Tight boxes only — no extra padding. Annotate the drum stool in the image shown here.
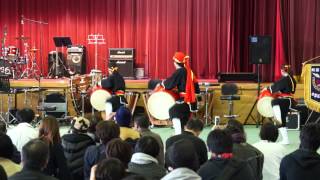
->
[220,83,240,119]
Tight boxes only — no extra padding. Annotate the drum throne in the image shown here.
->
[220,83,240,119]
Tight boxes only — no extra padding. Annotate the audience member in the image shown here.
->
[85,112,103,142]
[162,139,201,180]
[165,119,207,169]
[84,121,120,180]
[62,116,95,180]
[225,119,264,180]
[253,122,286,180]
[134,115,164,166]
[198,129,255,180]
[0,165,7,180]
[128,136,166,179]
[38,116,71,180]
[169,103,191,135]
[122,174,147,180]
[9,139,58,180]
[0,121,21,164]
[115,106,140,141]
[0,133,21,177]
[280,123,320,180]
[105,138,133,168]
[7,108,37,152]
[89,158,126,180]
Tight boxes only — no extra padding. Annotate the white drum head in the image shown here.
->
[90,89,111,111]
[147,91,176,120]
[257,96,274,117]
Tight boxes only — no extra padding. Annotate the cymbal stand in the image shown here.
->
[21,50,40,79]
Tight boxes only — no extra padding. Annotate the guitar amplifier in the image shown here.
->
[109,48,135,60]
[109,59,134,78]
[286,112,300,130]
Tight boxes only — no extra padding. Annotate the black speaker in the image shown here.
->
[67,46,86,75]
[286,112,300,130]
[249,36,271,64]
[44,93,67,119]
[109,59,134,78]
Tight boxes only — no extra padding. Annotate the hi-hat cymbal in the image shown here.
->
[15,36,30,40]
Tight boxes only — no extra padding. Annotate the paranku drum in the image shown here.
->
[147,86,178,120]
[257,89,275,117]
[90,86,112,111]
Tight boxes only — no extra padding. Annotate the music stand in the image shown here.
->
[48,37,72,78]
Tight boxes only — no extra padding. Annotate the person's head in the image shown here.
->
[299,123,320,151]
[172,52,188,69]
[169,103,191,127]
[95,158,126,180]
[70,116,91,133]
[96,121,120,145]
[108,61,118,75]
[21,139,49,170]
[185,118,204,136]
[281,64,291,76]
[134,115,150,130]
[166,139,199,171]
[115,106,132,127]
[0,121,6,134]
[135,136,159,158]
[0,165,7,180]
[259,122,279,142]
[0,133,14,159]
[38,116,61,144]
[207,129,233,155]
[16,108,35,124]
[225,119,246,143]
[106,138,133,168]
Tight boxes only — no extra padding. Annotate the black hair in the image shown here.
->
[186,118,204,132]
[300,123,320,151]
[95,158,126,180]
[207,129,233,154]
[166,139,199,171]
[122,174,147,180]
[22,139,49,170]
[0,121,6,133]
[0,165,7,180]
[225,119,246,143]
[0,133,14,159]
[16,108,35,123]
[259,122,279,142]
[96,121,120,145]
[135,136,159,158]
[134,115,150,129]
[106,138,133,168]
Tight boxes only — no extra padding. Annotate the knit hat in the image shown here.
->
[115,106,131,127]
[71,116,90,133]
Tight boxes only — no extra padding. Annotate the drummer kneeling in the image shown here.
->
[268,64,297,145]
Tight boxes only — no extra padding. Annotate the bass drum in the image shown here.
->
[70,75,92,115]
[90,86,112,111]
[147,86,178,120]
[257,89,274,117]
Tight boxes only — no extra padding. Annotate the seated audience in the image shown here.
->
[280,123,320,180]
[115,106,140,141]
[9,139,58,180]
[198,129,255,180]
[7,108,38,152]
[0,133,21,177]
[89,158,126,180]
[165,119,207,169]
[134,115,164,166]
[84,121,120,180]
[162,139,201,180]
[253,122,286,180]
[0,121,21,164]
[225,119,264,180]
[38,116,71,180]
[169,103,191,135]
[105,138,133,169]
[0,165,7,180]
[62,117,96,180]
[128,136,166,179]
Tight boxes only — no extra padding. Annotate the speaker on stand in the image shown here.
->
[67,46,86,75]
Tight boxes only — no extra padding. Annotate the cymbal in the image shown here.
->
[15,36,30,40]
[30,48,39,51]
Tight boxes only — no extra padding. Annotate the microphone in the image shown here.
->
[21,15,24,25]
[198,82,218,86]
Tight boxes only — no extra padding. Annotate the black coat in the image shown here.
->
[280,149,320,180]
[61,133,95,180]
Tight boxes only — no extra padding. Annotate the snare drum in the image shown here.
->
[90,86,112,111]
[147,86,179,120]
[257,89,275,117]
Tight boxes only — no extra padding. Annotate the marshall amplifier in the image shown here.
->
[109,59,134,78]
[109,48,135,60]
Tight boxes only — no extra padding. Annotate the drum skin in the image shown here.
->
[257,89,274,117]
[90,86,112,111]
[147,86,178,120]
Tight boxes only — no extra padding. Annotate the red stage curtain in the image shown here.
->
[0,0,319,81]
